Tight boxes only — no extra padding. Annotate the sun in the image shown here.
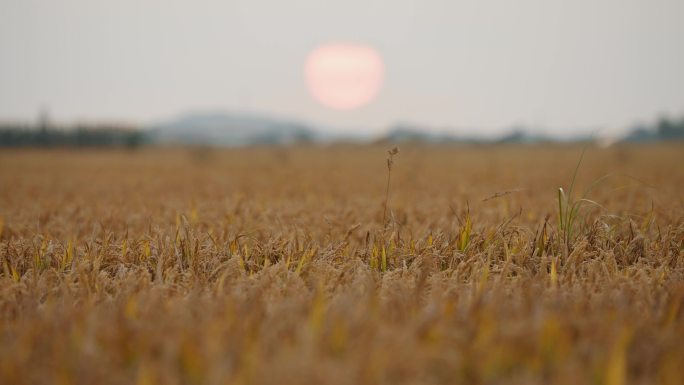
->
[304,43,384,110]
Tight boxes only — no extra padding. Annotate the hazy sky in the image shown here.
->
[1,0,683,136]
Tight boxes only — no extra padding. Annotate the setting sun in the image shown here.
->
[304,43,384,110]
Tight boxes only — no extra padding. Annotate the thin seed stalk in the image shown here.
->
[383,147,399,226]
[383,163,392,224]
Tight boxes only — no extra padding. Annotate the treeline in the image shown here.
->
[624,116,684,142]
[0,123,146,148]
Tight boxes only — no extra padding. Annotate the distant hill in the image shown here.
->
[381,124,557,144]
[148,111,316,146]
[381,124,482,144]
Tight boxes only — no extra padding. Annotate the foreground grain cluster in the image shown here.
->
[0,144,683,385]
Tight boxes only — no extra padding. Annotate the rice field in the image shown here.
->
[0,144,683,385]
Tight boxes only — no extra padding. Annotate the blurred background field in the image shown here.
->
[1,144,683,233]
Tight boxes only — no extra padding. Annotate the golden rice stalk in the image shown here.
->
[121,239,128,259]
[550,257,558,287]
[605,327,634,385]
[296,248,316,275]
[381,245,387,272]
[459,212,472,251]
[61,239,74,270]
[370,244,379,270]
